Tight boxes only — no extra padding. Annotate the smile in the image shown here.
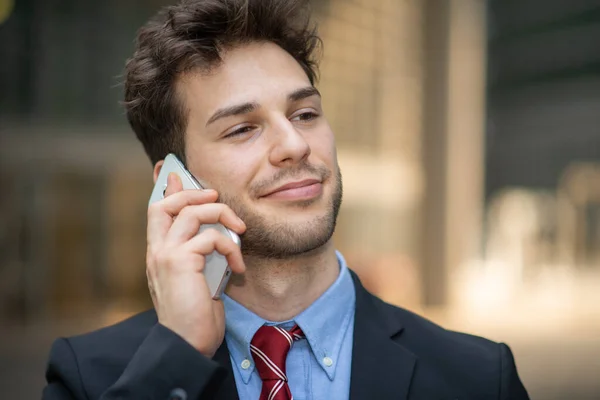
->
[261,179,323,201]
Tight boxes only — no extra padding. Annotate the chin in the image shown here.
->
[239,203,338,259]
[233,169,342,259]
[265,200,329,220]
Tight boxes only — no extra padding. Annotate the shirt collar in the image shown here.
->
[222,251,356,383]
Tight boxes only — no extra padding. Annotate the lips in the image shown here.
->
[262,178,321,197]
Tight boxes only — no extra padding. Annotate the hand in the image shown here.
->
[146,172,246,358]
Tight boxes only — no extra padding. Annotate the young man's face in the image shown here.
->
[179,41,342,259]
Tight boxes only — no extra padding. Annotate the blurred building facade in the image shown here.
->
[458,0,600,312]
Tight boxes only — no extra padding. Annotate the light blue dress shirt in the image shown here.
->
[222,251,356,400]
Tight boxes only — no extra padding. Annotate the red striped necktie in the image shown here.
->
[250,324,305,400]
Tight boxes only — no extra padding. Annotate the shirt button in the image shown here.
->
[323,356,333,367]
[241,359,252,369]
[168,388,187,400]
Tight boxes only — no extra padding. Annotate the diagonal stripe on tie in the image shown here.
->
[250,344,287,381]
[275,326,293,346]
[251,324,305,400]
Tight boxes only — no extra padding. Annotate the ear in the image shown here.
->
[153,160,165,184]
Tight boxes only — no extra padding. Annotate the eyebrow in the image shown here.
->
[205,86,321,127]
[206,102,259,127]
[288,86,321,102]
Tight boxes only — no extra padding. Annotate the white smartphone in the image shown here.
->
[148,153,241,299]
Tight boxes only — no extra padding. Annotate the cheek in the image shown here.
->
[308,128,337,166]
[185,142,233,189]
[209,147,263,195]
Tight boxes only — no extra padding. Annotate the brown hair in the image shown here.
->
[123,0,322,165]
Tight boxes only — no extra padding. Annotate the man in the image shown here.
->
[43,0,529,399]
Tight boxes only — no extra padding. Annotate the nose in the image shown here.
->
[268,117,311,167]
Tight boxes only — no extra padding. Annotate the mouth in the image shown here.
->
[261,178,323,200]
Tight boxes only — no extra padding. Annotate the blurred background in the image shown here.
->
[1,0,599,398]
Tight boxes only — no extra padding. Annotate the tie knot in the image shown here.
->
[250,325,304,382]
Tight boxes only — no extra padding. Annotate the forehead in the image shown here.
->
[178,42,312,120]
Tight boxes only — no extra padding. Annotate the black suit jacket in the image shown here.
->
[43,272,529,400]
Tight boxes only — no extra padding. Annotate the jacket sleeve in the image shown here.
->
[42,324,229,400]
[499,343,530,400]
[43,337,85,399]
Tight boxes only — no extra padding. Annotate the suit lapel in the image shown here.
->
[349,271,416,400]
[212,341,240,400]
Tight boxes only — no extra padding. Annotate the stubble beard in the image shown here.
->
[219,168,343,260]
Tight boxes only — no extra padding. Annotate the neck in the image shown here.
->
[225,240,339,322]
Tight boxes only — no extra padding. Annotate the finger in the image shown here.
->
[182,228,246,275]
[165,203,246,245]
[164,172,183,197]
[212,300,225,321]
[147,189,219,247]
[161,189,219,216]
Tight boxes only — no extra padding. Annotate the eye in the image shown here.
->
[224,125,254,138]
[291,111,319,123]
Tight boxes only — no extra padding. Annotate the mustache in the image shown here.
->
[250,161,331,197]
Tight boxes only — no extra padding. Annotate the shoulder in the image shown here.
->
[45,309,232,399]
[349,264,530,398]
[382,299,501,361]
[373,297,527,398]
[46,310,158,392]
[350,268,501,364]
[67,310,158,351]
[351,269,502,363]
[65,309,158,370]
